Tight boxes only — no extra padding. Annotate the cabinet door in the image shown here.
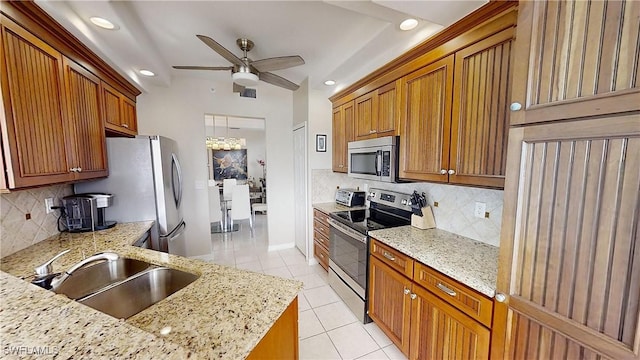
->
[410,284,490,360]
[63,58,108,180]
[376,80,400,137]
[121,96,137,133]
[399,55,454,182]
[354,91,377,140]
[332,101,353,173]
[449,28,514,188]
[510,1,640,125]
[0,18,75,188]
[494,115,640,360]
[102,81,137,136]
[368,256,412,356]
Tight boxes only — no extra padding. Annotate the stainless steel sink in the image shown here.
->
[53,258,153,300]
[78,267,199,319]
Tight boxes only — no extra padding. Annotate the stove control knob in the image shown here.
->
[401,199,408,205]
[369,192,376,198]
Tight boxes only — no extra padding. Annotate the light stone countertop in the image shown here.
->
[368,226,499,298]
[0,222,302,359]
[313,202,366,214]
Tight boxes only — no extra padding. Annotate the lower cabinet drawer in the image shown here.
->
[413,262,493,328]
[314,219,330,238]
[314,240,329,271]
[370,238,414,278]
[314,230,329,249]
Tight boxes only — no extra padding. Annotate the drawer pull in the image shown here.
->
[383,251,396,261]
[319,253,325,259]
[437,283,457,297]
[410,293,417,300]
[403,288,410,295]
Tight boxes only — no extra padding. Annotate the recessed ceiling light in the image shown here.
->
[139,69,155,77]
[400,18,418,31]
[324,80,336,86]
[89,17,118,30]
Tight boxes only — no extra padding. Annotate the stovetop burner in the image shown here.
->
[330,206,411,235]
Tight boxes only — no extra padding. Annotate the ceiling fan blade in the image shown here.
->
[233,83,245,93]
[251,56,305,72]
[196,35,244,67]
[172,66,233,71]
[259,72,300,91]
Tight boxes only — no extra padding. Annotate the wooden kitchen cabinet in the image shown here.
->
[354,80,400,141]
[102,81,138,137]
[63,58,108,180]
[410,284,490,360]
[0,17,105,188]
[369,238,493,359]
[492,2,640,359]
[449,28,514,188]
[313,209,331,270]
[368,255,413,355]
[399,55,454,183]
[332,101,354,172]
[400,27,514,188]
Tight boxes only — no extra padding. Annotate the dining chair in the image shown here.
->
[230,184,252,233]
[222,178,237,201]
[208,185,223,229]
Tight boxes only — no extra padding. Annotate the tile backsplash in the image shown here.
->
[0,185,73,257]
[311,169,503,247]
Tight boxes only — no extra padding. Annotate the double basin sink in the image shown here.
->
[52,257,199,319]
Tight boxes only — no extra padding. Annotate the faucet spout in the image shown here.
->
[50,252,119,290]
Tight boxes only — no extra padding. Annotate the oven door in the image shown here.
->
[327,218,369,298]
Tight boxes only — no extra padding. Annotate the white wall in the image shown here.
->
[137,76,294,256]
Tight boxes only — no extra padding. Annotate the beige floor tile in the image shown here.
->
[363,322,393,348]
[295,273,328,290]
[381,344,407,360]
[298,309,326,339]
[304,285,341,308]
[328,322,380,359]
[236,260,262,272]
[299,333,341,360]
[262,266,293,279]
[313,301,358,331]
[356,349,390,360]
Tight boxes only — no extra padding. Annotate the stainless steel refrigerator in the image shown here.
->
[75,136,185,254]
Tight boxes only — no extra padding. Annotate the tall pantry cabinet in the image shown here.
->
[493,1,640,360]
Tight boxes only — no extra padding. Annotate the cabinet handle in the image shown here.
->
[436,282,457,297]
[369,130,377,134]
[495,293,507,303]
[440,169,447,175]
[319,253,325,259]
[510,102,522,111]
[382,251,396,261]
[403,288,410,295]
[410,293,417,300]
[77,167,82,172]
[122,123,129,128]
[448,169,456,175]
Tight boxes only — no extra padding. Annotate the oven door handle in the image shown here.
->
[328,218,368,244]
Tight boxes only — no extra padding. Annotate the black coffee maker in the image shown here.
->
[62,193,117,232]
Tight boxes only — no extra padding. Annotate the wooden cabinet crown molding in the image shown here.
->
[1,0,140,101]
[329,1,517,104]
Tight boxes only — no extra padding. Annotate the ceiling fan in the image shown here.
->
[173,35,304,92]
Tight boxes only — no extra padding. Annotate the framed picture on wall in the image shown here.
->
[212,149,248,180]
[316,134,327,152]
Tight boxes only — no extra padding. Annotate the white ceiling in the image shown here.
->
[36,0,486,97]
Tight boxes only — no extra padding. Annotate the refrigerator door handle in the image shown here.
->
[171,153,183,208]
[160,220,186,241]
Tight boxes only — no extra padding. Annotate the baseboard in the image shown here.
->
[268,242,296,252]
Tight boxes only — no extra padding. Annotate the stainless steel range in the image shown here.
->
[327,188,413,323]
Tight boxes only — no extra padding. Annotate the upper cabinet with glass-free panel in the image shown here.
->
[510,0,640,125]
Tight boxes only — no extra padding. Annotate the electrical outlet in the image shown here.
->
[474,202,486,218]
[45,198,54,214]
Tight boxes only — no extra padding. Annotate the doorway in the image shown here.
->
[205,114,266,235]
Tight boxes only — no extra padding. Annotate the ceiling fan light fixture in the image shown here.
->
[89,17,118,30]
[232,71,259,87]
[400,18,419,31]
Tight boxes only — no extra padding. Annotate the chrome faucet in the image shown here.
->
[32,251,119,290]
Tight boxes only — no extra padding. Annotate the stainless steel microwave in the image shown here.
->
[347,136,399,182]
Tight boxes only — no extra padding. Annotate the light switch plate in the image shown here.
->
[45,198,54,214]
[474,202,486,218]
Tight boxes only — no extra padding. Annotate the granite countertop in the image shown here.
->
[368,226,498,298]
[0,222,302,359]
[313,202,366,214]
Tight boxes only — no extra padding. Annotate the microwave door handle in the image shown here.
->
[376,150,382,176]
